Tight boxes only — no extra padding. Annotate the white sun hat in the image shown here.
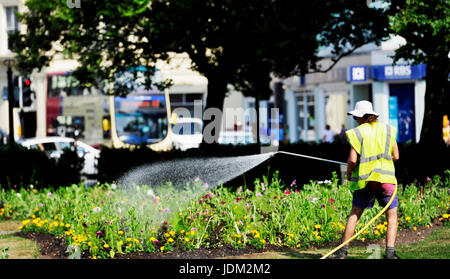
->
[348,100,379,118]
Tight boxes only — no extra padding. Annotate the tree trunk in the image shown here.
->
[419,57,450,147]
[201,77,228,146]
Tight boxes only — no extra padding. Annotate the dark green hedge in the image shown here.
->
[2,141,448,190]
[0,144,83,190]
[97,142,450,189]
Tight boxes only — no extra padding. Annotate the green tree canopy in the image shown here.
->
[12,0,400,144]
[390,0,450,146]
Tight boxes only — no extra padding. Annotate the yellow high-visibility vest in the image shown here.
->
[345,122,397,192]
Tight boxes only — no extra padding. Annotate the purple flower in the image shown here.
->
[191,227,197,231]
[204,182,209,188]
[290,180,296,187]
[261,183,266,191]
[39,203,44,207]
[426,177,432,182]
[194,177,200,182]
[96,230,103,236]
[256,192,262,197]
[163,208,171,213]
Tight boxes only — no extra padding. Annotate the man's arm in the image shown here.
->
[346,146,358,181]
[392,141,399,162]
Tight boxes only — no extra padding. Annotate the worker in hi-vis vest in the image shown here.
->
[329,100,400,259]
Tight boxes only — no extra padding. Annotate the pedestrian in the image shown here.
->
[329,100,400,259]
[322,124,336,143]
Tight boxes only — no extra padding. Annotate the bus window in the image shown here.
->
[114,94,168,145]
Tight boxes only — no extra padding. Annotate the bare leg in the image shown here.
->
[342,206,364,245]
[385,207,398,248]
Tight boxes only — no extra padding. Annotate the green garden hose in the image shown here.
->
[320,183,398,259]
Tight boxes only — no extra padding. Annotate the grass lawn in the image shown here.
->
[0,220,40,259]
[224,223,450,259]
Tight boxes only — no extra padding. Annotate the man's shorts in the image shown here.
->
[352,181,398,209]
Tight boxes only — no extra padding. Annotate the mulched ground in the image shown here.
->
[14,219,445,259]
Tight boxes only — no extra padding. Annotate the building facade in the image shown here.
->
[0,0,207,146]
[282,36,427,144]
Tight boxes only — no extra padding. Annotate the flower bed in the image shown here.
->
[1,171,449,259]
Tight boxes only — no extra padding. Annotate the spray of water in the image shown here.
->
[118,153,272,189]
[112,153,273,225]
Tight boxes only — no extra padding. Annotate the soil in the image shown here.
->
[14,219,445,259]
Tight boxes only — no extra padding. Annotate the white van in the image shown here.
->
[19,136,100,176]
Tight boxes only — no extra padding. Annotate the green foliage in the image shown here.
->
[390,0,450,64]
[11,1,394,107]
[1,171,449,258]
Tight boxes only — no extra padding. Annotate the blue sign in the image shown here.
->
[349,65,368,82]
[371,64,426,81]
[388,96,399,141]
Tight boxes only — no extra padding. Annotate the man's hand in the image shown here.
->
[347,147,358,181]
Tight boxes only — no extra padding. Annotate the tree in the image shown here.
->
[389,0,450,146]
[11,0,167,94]
[12,0,398,146]
[229,1,397,145]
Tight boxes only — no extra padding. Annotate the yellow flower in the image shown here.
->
[405,216,411,222]
[118,230,124,235]
[180,230,185,234]
[18,226,23,230]
[184,237,190,242]
[413,227,417,231]
[103,243,109,248]
[169,231,176,236]
[126,238,132,242]
[160,246,165,252]
[167,238,174,243]
[260,239,266,244]
[22,219,30,225]
[314,224,321,229]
